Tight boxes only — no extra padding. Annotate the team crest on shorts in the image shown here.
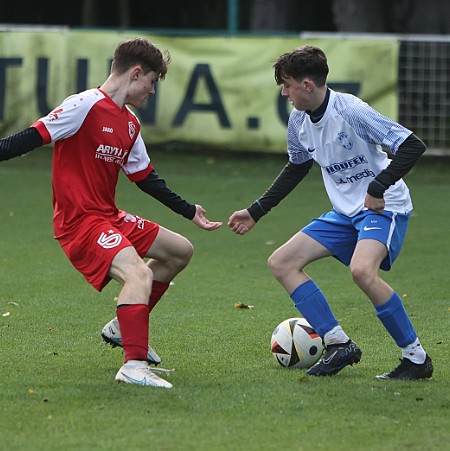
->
[97,230,122,249]
[337,132,353,150]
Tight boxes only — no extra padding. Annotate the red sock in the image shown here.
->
[116,304,149,363]
[148,281,170,313]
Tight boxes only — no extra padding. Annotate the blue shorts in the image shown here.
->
[301,209,410,271]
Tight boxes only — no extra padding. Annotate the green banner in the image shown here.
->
[0,30,399,153]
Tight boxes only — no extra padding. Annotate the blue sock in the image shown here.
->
[375,292,417,347]
[290,280,339,337]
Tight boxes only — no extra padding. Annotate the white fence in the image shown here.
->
[303,33,450,155]
[399,38,450,154]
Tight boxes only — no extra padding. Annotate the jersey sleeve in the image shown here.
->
[32,90,105,144]
[287,110,313,164]
[0,127,43,161]
[247,159,313,222]
[122,133,153,182]
[335,94,412,154]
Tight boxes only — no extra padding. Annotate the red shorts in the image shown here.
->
[57,211,159,291]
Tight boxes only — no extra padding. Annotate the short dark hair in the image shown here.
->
[273,45,329,87]
[111,37,171,80]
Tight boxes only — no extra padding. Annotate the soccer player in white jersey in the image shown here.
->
[228,45,433,380]
[0,38,222,388]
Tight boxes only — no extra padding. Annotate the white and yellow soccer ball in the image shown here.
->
[271,317,324,369]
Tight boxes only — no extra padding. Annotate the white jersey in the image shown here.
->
[287,89,413,217]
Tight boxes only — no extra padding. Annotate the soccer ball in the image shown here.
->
[271,317,324,369]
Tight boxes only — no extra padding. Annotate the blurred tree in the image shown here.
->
[81,0,97,26]
[331,0,450,34]
[248,0,335,32]
[118,0,131,28]
[331,0,385,32]
[390,0,449,34]
[0,0,447,33]
[249,0,296,31]
[81,0,130,28]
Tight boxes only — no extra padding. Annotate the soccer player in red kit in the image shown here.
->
[0,38,222,388]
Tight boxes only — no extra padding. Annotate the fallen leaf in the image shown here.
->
[234,302,255,309]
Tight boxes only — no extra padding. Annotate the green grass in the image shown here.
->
[0,148,449,451]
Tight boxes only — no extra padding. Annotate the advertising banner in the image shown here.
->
[0,30,399,153]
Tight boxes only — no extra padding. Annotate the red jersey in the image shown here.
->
[32,88,153,239]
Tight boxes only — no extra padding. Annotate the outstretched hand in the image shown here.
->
[191,205,223,231]
[227,209,256,235]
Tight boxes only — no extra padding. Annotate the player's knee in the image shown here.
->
[119,262,154,298]
[268,251,285,281]
[135,264,154,290]
[350,263,375,289]
[175,238,194,269]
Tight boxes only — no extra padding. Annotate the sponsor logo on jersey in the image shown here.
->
[336,168,375,184]
[95,144,129,165]
[337,132,353,150]
[102,126,114,133]
[128,121,136,139]
[325,155,368,174]
[97,230,122,249]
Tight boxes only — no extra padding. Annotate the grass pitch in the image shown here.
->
[0,148,449,451]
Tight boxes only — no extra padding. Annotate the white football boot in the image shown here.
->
[101,317,162,365]
[115,360,173,388]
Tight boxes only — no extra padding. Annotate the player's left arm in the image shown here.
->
[135,170,222,230]
[136,169,196,219]
[367,133,426,201]
[247,159,313,222]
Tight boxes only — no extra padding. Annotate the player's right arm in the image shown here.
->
[228,109,312,235]
[228,159,313,235]
[0,127,43,161]
[1,90,101,162]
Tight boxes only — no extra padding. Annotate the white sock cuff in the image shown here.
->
[324,325,350,346]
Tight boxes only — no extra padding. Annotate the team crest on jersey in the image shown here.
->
[337,132,353,150]
[128,121,136,139]
[47,108,64,122]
